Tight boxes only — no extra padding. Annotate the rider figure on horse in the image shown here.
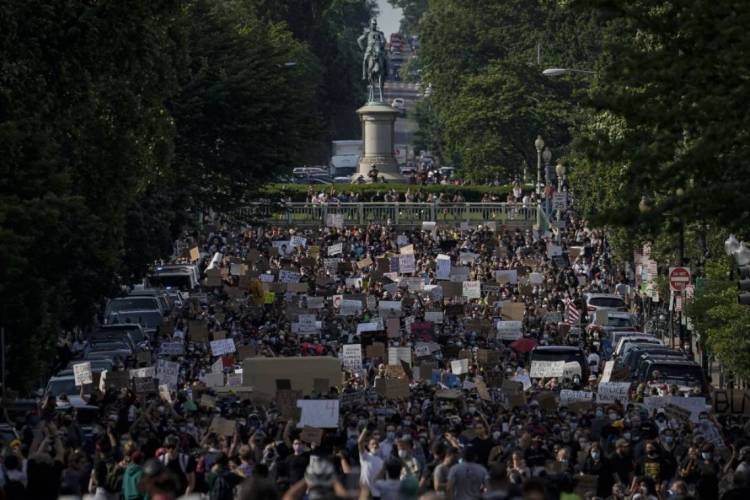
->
[358,17,388,101]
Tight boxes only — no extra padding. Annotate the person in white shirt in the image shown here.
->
[588,348,601,375]
[358,428,384,498]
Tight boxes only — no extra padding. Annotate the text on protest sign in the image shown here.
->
[450,359,470,375]
[73,362,92,386]
[210,338,236,356]
[560,389,594,405]
[157,360,180,388]
[597,382,631,404]
[462,280,481,299]
[529,360,566,378]
[342,344,363,372]
[328,243,343,256]
[388,347,412,367]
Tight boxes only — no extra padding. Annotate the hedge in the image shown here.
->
[257,183,515,202]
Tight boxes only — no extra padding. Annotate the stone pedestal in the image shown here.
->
[352,102,404,182]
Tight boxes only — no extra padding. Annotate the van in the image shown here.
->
[529,346,589,381]
[638,359,709,396]
[105,296,164,319]
[633,352,690,381]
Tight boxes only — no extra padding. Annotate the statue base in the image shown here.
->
[351,102,404,183]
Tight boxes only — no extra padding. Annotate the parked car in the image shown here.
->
[82,340,133,362]
[614,335,661,357]
[93,324,148,346]
[632,351,691,381]
[584,293,627,313]
[105,296,164,319]
[292,166,327,177]
[638,359,709,396]
[146,266,200,291]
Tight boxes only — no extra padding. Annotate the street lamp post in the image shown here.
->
[542,147,552,186]
[534,135,544,194]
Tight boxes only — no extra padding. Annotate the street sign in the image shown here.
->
[552,192,568,210]
[669,267,691,292]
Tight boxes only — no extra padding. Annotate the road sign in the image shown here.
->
[669,267,691,292]
[552,192,568,210]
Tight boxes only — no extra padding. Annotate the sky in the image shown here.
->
[375,0,403,38]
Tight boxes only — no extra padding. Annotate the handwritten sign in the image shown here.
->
[399,253,416,273]
[450,359,470,375]
[388,347,412,367]
[326,213,344,229]
[529,360,566,378]
[73,362,92,386]
[157,360,180,388]
[597,382,631,404]
[328,243,343,256]
[342,344,363,372]
[436,254,451,280]
[462,280,481,299]
[160,342,185,356]
[210,338,236,356]
[496,320,523,340]
[560,390,594,405]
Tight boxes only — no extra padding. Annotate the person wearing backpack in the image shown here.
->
[206,452,242,500]
[159,435,196,496]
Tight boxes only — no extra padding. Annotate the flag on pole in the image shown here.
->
[565,299,581,325]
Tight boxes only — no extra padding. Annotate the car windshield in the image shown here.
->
[590,297,625,308]
[651,365,704,386]
[607,316,634,327]
[109,298,159,312]
[89,342,127,351]
[531,350,582,364]
[47,378,77,398]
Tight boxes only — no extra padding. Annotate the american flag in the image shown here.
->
[565,299,581,325]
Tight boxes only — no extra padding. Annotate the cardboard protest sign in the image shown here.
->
[134,377,156,394]
[342,344,363,372]
[365,342,386,359]
[300,426,324,446]
[381,378,410,400]
[210,416,236,437]
[189,321,209,343]
[243,357,341,396]
[597,382,631,404]
[501,302,526,321]
[73,362,92,386]
[102,371,129,391]
[449,266,470,282]
[276,390,303,419]
[357,256,373,269]
[476,380,492,401]
[189,246,200,262]
[130,366,156,379]
[495,269,518,285]
[529,360,566,378]
[340,390,366,408]
[533,391,557,411]
[386,317,400,338]
[210,338,236,356]
[158,384,172,404]
[199,394,217,409]
[298,400,339,428]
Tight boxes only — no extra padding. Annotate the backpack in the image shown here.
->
[105,460,124,493]
[209,471,235,500]
[122,463,144,500]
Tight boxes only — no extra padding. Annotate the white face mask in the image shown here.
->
[398,449,409,459]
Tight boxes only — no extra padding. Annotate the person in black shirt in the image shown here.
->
[283,438,310,485]
[470,422,494,467]
[160,434,196,496]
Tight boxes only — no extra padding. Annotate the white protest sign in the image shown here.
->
[328,243,343,256]
[463,280,481,299]
[388,347,412,366]
[259,273,275,283]
[414,343,432,357]
[600,360,615,383]
[290,235,307,248]
[157,360,180,388]
[597,382,631,404]
[326,213,344,229]
[158,384,172,404]
[496,321,523,340]
[399,253,416,274]
[279,270,301,283]
[528,272,544,285]
[73,362,92,386]
[450,359,470,375]
[643,396,708,423]
[436,254,451,280]
[378,300,402,311]
[297,399,340,428]
[291,321,322,334]
[356,322,380,334]
[229,263,245,276]
[459,252,479,264]
[422,221,437,233]
[529,360,566,378]
[342,344,363,372]
[547,243,563,258]
[298,314,317,328]
[399,244,414,255]
[200,371,223,387]
[226,373,243,387]
[560,389,594,405]
[210,338,236,356]
[396,234,409,247]
[512,373,532,391]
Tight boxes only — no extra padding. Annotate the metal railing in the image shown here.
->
[234,202,541,228]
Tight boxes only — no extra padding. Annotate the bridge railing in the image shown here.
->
[234,202,539,228]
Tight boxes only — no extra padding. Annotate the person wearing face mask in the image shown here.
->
[378,425,397,461]
[396,437,421,480]
[635,440,668,487]
[282,438,309,487]
[695,444,719,500]
[357,428,383,499]
[582,442,611,498]
[433,446,458,493]
[657,431,680,480]
[469,422,493,467]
